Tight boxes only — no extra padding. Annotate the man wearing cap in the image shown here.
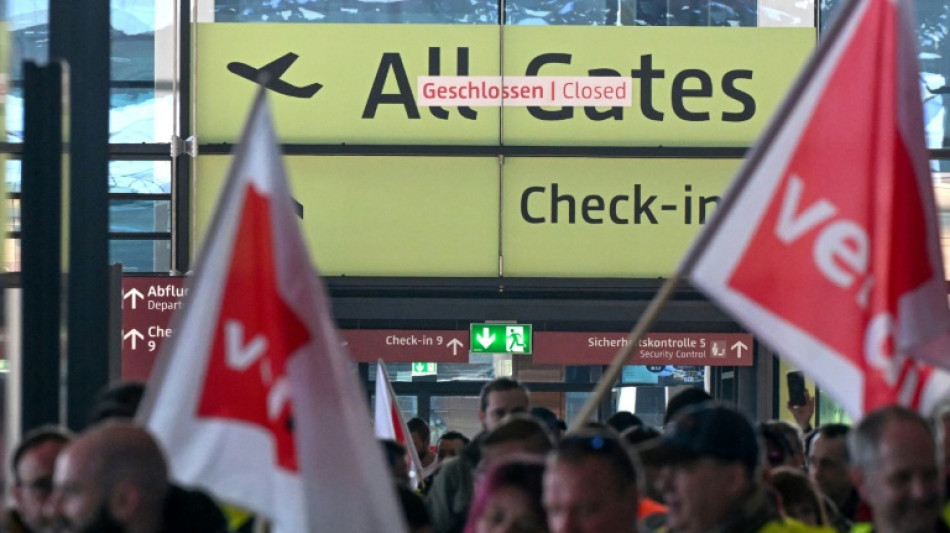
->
[640,402,816,533]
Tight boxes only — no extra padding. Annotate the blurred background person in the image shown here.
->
[543,429,640,533]
[8,425,74,533]
[849,406,945,533]
[768,466,831,529]
[438,431,471,463]
[464,458,548,533]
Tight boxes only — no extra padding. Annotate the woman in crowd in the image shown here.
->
[769,466,832,528]
[463,457,549,533]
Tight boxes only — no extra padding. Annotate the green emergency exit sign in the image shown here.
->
[470,323,533,354]
[412,362,437,374]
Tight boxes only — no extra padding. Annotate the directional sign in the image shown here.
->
[121,277,189,381]
[343,330,469,363]
[533,332,754,366]
[470,324,532,354]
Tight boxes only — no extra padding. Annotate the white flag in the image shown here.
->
[137,88,407,532]
[374,360,424,489]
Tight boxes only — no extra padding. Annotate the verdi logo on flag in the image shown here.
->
[138,88,408,532]
[687,0,950,417]
[195,186,308,473]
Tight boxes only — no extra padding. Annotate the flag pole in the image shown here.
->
[568,273,684,430]
[568,0,867,431]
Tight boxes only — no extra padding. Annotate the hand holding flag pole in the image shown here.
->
[571,0,950,428]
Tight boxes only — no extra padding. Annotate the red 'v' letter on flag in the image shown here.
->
[688,0,950,418]
[374,360,424,489]
[137,88,408,532]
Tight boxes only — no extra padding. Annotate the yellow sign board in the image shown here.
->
[502,158,739,276]
[502,27,813,146]
[195,156,501,276]
[195,24,813,146]
[195,156,740,277]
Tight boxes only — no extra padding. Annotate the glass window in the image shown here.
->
[213,0,497,24]
[109,198,170,233]
[109,238,171,273]
[602,0,813,26]
[7,2,175,144]
[816,388,850,425]
[431,395,482,440]
[369,355,504,382]
[110,161,172,194]
[564,391,593,426]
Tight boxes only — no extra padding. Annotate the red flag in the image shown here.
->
[137,89,408,532]
[688,0,950,418]
[374,360,424,489]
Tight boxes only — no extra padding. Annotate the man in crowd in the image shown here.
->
[848,406,946,533]
[8,425,74,533]
[408,417,440,487]
[641,402,807,533]
[45,422,227,533]
[807,423,865,531]
[479,414,554,474]
[427,377,530,533]
[542,428,640,533]
[436,431,469,463]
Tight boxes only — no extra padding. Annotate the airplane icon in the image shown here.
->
[227,52,323,99]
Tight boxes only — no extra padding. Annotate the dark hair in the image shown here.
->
[530,406,564,433]
[89,381,146,424]
[764,420,804,458]
[552,429,638,492]
[407,417,430,442]
[439,430,470,445]
[620,424,661,447]
[483,414,554,454]
[769,466,829,526]
[12,425,74,484]
[760,422,795,468]
[607,411,643,433]
[664,388,713,424]
[479,377,528,413]
[805,423,851,459]
[380,439,407,469]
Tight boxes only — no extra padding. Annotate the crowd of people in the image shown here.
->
[4,377,950,533]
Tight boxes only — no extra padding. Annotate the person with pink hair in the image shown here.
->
[464,457,549,533]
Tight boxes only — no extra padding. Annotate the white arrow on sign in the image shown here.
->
[476,328,495,349]
[123,329,144,350]
[123,288,144,309]
[446,338,463,355]
[731,341,748,358]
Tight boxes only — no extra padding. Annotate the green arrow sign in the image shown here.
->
[469,323,532,354]
[412,362,437,374]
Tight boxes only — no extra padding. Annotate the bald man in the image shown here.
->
[45,422,226,533]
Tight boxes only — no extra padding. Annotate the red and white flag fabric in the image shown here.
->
[374,360,424,489]
[687,0,950,418]
[137,89,407,533]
